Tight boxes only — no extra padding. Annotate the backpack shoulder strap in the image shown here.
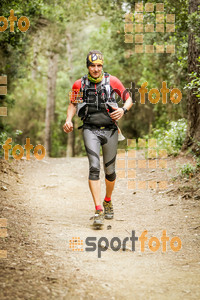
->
[81,74,90,89]
[81,75,90,102]
[103,72,111,99]
[104,72,110,85]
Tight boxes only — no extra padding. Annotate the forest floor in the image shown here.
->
[0,153,200,300]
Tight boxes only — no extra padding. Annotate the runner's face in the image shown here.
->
[88,63,103,78]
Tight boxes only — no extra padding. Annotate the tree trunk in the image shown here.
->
[32,34,42,80]
[32,36,38,80]
[182,0,200,155]
[45,51,58,156]
[66,32,75,157]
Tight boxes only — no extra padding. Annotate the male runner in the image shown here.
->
[63,50,133,228]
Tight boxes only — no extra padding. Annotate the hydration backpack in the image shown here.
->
[76,72,118,122]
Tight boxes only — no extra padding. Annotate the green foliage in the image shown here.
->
[0,129,22,158]
[187,9,200,45]
[151,118,187,155]
[196,157,200,169]
[178,163,196,178]
[0,132,8,147]
[5,76,46,145]
[184,58,200,101]
[0,0,199,157]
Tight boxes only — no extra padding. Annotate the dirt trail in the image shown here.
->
[0,156,200,300]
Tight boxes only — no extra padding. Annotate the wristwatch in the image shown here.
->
[122,107,128,115]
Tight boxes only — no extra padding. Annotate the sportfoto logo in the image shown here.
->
[0,218,8,259]
[0,10,30,33]
[117,138,169,190]
[0,75,7,116]
[69,81,182,105]
[2,138,46,160]
[69,230,182,258]
[124,2,176,54]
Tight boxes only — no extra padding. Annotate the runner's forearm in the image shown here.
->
[66,103,76,121]
[123,97,133,111]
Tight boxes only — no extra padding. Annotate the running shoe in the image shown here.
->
[103,200,114,219]
[93,210,104,227]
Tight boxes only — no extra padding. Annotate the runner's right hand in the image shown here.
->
[63,121,73,133]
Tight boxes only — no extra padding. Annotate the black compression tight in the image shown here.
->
[83,128,118,181]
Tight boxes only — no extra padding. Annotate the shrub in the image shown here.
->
[179,163,196,178]
[151,119,187,155]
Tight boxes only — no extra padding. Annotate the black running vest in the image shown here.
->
[77,73,118,126]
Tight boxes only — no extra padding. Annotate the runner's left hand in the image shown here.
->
[110,107,124,121]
